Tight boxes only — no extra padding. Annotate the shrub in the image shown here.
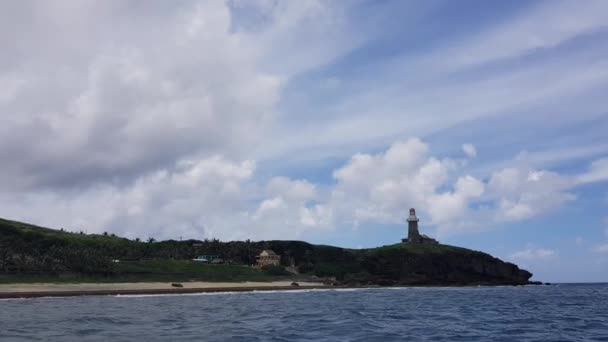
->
[261,264,290,276]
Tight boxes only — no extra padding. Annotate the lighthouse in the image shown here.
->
[402,208,438,245]
[406,208,421,244]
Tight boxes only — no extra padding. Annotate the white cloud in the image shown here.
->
[0,155,330,241]
[462,143,477,158]
[0,1,361,191]
[576,158,608,185]
[594,244,608,254]
[510,248,557,261]
[2,1,608,246]
[266,177,317,202]
[427,0,608,70]
[488,168,575,221]
[328,142,608,235]
[512,145,608,169]
[0,1,279,190]
[426,176,484,228]
[0,73,27,105]
[1,135,607,242]
[329,138,484,233]
[263,43,608,164]
[255,0,608,168]
[238,0,365,76]
[253,177,331,237]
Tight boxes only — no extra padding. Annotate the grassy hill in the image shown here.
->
[0,217,533,285]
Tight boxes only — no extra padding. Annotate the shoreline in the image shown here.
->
[0,281,330,299]
[0,281,547,299]
[0,286,335,299]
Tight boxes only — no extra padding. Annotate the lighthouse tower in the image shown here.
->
[406,208,421,244]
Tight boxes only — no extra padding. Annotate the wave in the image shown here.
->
[114,287,377,298]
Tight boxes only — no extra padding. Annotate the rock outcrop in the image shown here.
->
[354,244,532,286]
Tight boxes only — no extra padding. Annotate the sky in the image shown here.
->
[1,0,608,282]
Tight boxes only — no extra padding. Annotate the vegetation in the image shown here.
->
[0,217,533,285]
[260,265,291,276]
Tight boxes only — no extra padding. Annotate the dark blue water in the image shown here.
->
[1,284,607,341]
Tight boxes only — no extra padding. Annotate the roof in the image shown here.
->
[259,249,277,256]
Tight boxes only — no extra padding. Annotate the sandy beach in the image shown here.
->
[0,281,327,298]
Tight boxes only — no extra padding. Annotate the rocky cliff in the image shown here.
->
[351,243,532,286]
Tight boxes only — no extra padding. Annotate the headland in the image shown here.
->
[0,213,535,298]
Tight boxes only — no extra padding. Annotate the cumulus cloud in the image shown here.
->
[329,138,484,232]
[1,134,607,241]
[462,143,477,158]
[0,1,278,191]
[0,155,333,241]
[2,1,608,246]
[510,248,557,261]
[253,177,331,236]
[488,168,575,221]
[0,0,357,241]
[0,156,256,240]
[327,140,608,235]
[0,0,359,191]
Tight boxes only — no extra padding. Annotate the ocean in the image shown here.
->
[1,284,607,341]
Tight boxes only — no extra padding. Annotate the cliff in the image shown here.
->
[0,217,532,285]
[352,244,532,285]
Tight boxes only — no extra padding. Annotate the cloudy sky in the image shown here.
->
[2,0,608,282]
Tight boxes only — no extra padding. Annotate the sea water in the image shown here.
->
[1,284,607,341]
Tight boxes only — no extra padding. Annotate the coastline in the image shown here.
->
[0,281,545,299]
[0,281,329,299]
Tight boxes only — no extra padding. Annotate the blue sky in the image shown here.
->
[1,0,607,282]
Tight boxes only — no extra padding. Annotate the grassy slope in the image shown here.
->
[115,260,273,281]
[0,217,127,242]
[0,217,532,285]
[0,262,274,284]
[0,218,289,283]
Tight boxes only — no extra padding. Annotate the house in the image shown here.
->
[256,250,281,267]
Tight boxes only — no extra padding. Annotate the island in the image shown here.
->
[0,210,534,298]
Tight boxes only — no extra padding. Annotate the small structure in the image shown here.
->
[256,250,281,267]
[401,208,438,245]
[192,255,220,263]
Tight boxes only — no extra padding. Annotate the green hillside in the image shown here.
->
[0,217,533,285]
